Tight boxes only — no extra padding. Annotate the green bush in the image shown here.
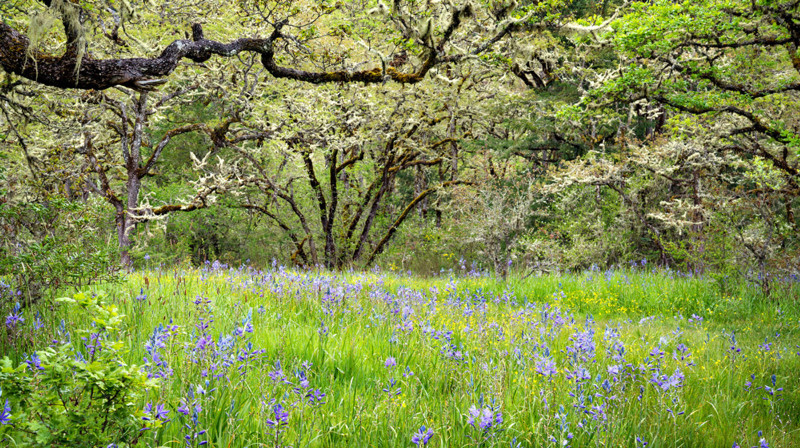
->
[0,198,119,306]
[0,292,154,447]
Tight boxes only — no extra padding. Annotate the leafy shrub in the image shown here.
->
[0,198,119,307]
[0,292,154,447]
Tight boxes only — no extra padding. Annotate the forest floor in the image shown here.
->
[3,265,799,447]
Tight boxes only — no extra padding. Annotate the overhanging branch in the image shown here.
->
[0,2,479,90]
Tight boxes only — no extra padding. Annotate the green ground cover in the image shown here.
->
[1,266,798,447]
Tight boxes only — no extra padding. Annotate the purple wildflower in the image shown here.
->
[412,425,434,446]
[535,357,557,377]
[143,402,170,424]
[143,402,153,421]
[305,389,327,405]
[33,312,44,331]
[295,370,310,388]
[268,360,286,383]
[24,352,44,371]
[177,400,191,416]
[651,368,685,391]
[154,403,170,421]
[382,378,401,396]
[566,328,596,361]
[467,405,502,433]
[688,314,703,325]
[5,304,23,330]
[0,398,10,425]
[266,403,289,428]
[135,288,147,302]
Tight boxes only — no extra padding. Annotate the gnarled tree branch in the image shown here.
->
[0,2,478,90]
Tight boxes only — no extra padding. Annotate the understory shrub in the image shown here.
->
[0,292,153,447]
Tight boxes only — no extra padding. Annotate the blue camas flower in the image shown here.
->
[382,378,401,396]
[5,302,23,330]
[535,357,557,377]
[142,402,170,423]
[266,403,289,428]
[0,395,11,425]
[467,405,502,433]
[135,288,147,302]
[411,425,434,446]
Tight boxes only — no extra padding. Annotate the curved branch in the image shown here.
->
[365,180,474,265]
[140,123,205,177]
[242,203,309,265]
[0,6,465,91]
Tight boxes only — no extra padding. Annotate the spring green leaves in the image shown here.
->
[0,292,155,447]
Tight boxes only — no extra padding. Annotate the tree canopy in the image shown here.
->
[1,0,797,295]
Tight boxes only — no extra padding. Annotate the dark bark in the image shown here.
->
[345,179,379,242]
[0,10,463,90]
[242,203,309,265]
[365,180,473,265]
[414,166,427,218]
[326,148,340,268]
[301,149,337,268]
[352,138,397,262]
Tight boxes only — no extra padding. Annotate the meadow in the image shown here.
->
[1,264,799,447]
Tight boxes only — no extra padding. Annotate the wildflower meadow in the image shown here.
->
[0,264,798,447]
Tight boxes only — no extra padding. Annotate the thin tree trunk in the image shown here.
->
[414,165,428,218]
[366,180,472,265]
[325,148,339,268]
[116,206,133,268]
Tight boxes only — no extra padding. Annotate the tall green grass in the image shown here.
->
[2,266,798,447]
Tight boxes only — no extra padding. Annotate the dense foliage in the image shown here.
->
[1,0,799,445]
[1,292,152,446]
[2,0,796,287]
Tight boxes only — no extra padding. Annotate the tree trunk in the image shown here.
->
[116,207,133,268]
[414,166,428,219]
[448,107,458,181]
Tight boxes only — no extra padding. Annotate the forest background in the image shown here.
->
[1,0,799,301]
